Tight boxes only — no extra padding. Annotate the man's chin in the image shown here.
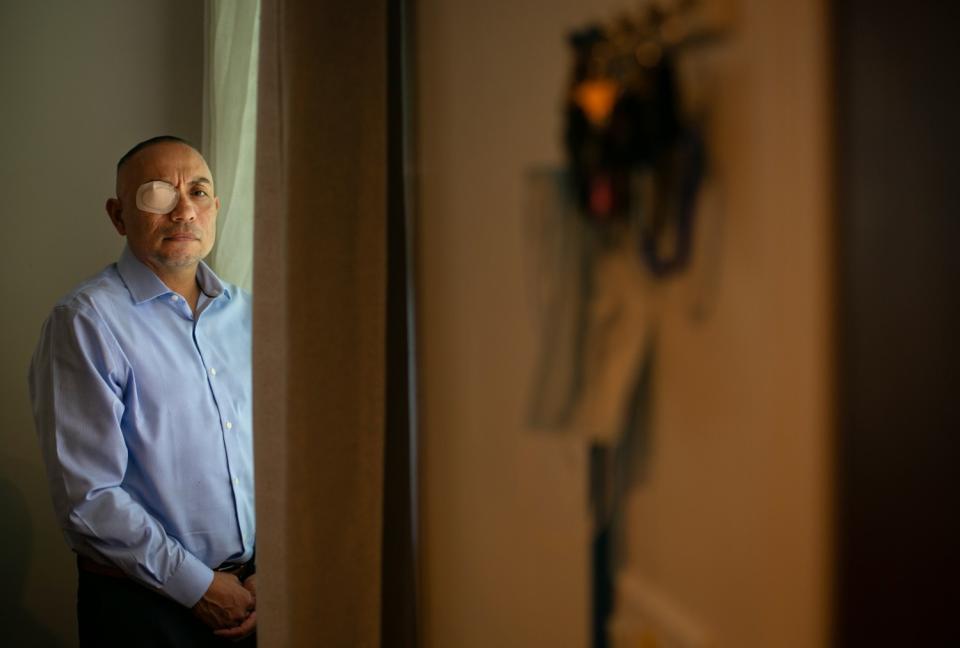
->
[152,252,204,269]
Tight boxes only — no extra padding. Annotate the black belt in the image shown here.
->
[214,558,256,581]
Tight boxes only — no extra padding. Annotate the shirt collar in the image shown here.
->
[117,245,232,304]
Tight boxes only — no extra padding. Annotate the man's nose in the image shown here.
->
[169,193,197,221]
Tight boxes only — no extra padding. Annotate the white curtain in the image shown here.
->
[204,0,260,292]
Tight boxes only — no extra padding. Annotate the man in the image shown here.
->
[30,136,256,646]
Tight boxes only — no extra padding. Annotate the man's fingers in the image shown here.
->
[194,571,258,630]
[224,598,253,629]
[214,610,257,639]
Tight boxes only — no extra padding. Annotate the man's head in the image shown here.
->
[106,136,220,278]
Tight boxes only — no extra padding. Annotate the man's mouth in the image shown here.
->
[164,233,199,241]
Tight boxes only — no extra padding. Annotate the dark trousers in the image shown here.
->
[78,569,256,648]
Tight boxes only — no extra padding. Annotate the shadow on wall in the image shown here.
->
[0,478,63,647]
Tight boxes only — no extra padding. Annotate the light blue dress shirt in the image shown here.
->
[29,246,254,607]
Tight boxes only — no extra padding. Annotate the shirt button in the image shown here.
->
[209,367,217,376]
[170,295,180,302]
[233,477,239,485]
[225,421,233,430]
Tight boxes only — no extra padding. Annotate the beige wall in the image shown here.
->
[0,2,202,644]
[416,1,831,647]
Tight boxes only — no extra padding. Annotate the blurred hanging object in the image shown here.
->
[549,4,728,648]
[565,0,720,277]
[526,0,726,435]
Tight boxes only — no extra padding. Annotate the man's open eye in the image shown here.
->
[192,189,209,197]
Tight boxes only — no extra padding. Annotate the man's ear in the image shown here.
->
[105,198,126,236]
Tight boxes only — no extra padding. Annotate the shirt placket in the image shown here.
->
[190,299,250,555]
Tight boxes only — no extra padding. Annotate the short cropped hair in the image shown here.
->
[116,135,196,172]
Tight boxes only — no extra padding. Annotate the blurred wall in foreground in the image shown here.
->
[835,2,960,645]
[0,2,202,645]
[416,1,830,647]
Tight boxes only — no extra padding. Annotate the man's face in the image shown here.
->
[107,142,220,275]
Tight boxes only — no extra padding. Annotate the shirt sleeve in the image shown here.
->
[29,303,214,607]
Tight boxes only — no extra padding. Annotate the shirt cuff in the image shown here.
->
[162,551,214,608]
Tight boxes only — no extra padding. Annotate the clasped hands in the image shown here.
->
[193,571,258,640]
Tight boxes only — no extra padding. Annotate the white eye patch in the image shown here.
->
[136,181,179,214]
